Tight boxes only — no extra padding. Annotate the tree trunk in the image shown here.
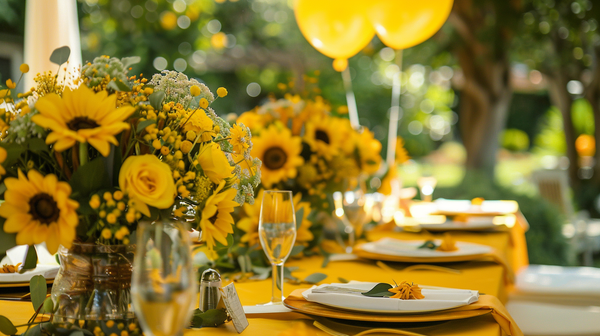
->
[546,73,579,187]
[449,2,513,178]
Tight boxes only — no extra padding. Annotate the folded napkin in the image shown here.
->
[284,289,523,336]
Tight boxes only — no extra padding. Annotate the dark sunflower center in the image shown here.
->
[209,212,219,225]
[315,130,330,144]
[264,147,288,170]
[67,117,99,131]
[29,193,60,224]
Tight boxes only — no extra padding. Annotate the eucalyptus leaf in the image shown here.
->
[418,240,438,250]
[361,283,394,297]
[70,330,84,336]
[338,277,350,283]
[107,79,132,92]
[0,315,17,335]
[121,56,141,69]
[190,308,228,328]
[69,157,111,198]
[303,272,327,284]
[30,275,47,312]
[23,323,42,336]
[290,245,304,257]
[22,245,38,271]
[237,255,247,274]
[136,119,156,133]
[295,207,304,230]
[49,46,70,65]
[149,91,165,110]
[27,138,48,152]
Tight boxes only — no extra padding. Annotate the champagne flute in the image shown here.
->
[131,219,196,336]
[259,190,297,305]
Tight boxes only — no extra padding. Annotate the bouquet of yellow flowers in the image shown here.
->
[0,47,260,267]
[237,92,382,209]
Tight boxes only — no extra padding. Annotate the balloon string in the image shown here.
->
[386,49,403,168]
[341,67,360,130]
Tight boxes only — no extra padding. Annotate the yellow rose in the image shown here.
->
[119,155,176,217]
[197,142,234,184]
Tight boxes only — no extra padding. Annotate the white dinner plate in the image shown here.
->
[361,238,492,258]
[303,282,479,313]
[0,265,59,283]
[419,217,497,231]
[434,199,518,216]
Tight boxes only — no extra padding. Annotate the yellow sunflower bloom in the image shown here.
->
[0,147,6,176]
[230,124,249,154]
[251,125,303,188]
[0,170,79,254]
[32,85,135,156]
[356,128,382,175]
[238,190,313,248]
[395,137,410,165]
[303,115,344,160]
[199,181,238,249]
[181,110,215,142]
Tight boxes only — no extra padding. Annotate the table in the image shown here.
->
[0,219,527,336]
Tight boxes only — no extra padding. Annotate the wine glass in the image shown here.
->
[259,190,297,305]
[131,219,196,336]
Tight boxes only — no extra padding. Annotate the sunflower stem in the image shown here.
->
[79,142,88,166]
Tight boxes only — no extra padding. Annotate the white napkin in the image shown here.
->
[243,304,294,314]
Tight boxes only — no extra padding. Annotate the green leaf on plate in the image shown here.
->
[338,277,349,283]
[22,245,38,271]
[303,272,327,284]
[361,283,394,297]
[418,240,438,250]
[49,46,70,65]
[30,275,47,311]
[0,315,17,335]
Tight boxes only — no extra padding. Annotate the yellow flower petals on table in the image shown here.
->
[388,281,425,300]
[32,85,135,156]
[119,155,176,217]
[0,170,79,254]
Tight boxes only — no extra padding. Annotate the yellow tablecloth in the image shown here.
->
[0,217,527,336]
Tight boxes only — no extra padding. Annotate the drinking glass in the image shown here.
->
[417,176,438,202]
[259,190,297,305]
[131,219,196,336]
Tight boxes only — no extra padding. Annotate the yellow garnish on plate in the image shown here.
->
[0,263,21,273]
[388,281,425,300]
[437,233,458,252]
[471,197,484,205]
[453,214,469,223]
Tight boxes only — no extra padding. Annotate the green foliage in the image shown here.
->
[29,275,47,312]
[303,272,327,284]
[534,106,567,155]
[361,283,393,297]
[0,315,17,336]
[435,171,568,265]
[501,129,530,152]
[571,98,594,136]
[22,246,38,271]
[68,156,111,199]
[49,46,71,66]
[190,308,228,328]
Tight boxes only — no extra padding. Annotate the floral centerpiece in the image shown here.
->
[0,48,260,325]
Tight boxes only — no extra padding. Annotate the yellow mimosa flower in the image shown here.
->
[32,85,135,156]
[0,170,79,254]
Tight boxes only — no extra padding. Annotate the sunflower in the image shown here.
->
[251,125,303,188]
[0,170,79,254]
[395,137,410,164]
[199,181,238,249]
[230,124,250,154]
[356,128,382,175]
[0,147,6,176]
[238,190,313,248]
[32,85,135,157]
[303,115,344,159]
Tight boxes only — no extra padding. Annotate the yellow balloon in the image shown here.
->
[294,0,375,60]
[369,0,454,50]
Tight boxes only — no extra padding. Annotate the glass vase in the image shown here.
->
[51,243,136,328]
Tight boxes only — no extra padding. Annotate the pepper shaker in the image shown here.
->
[199,268,221,311]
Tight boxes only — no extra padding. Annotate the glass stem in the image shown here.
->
[272,263,284,303]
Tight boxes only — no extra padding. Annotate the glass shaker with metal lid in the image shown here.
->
[199,268,221,311]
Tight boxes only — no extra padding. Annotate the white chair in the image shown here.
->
[507,265,600,335]
[531,169,595,265]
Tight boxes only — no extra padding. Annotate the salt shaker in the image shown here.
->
[199,268,221,311]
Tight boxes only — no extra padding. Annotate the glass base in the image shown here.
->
[258,301,284,306]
